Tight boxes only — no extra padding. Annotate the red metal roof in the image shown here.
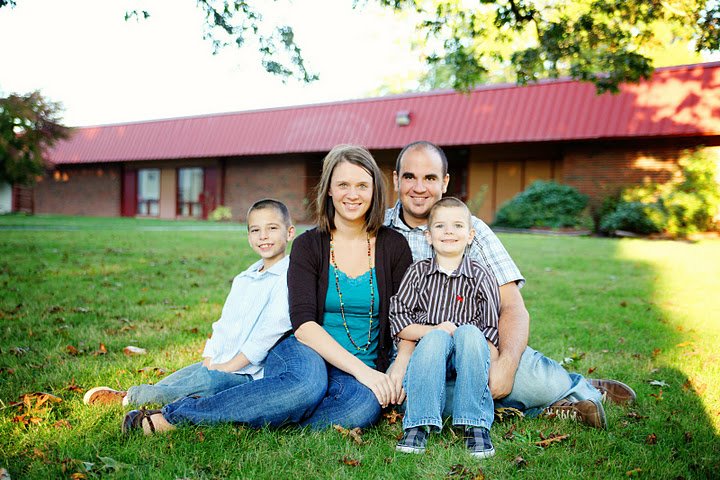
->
[49,62,720,165]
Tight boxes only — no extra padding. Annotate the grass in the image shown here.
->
[1,214,719,479]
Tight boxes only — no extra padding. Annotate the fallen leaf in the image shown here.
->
[123,346,147,356]
[626,411,648,421]
[12,414,43,425]
[683,378,707,395]
[684,431,693,443]
[649,389,664,403]
[53,419,72,429]
[138,366,168,376]
[72,307,91,313]
[620,301,627,307]
[626,468,642,476]
[92,343,108,356]
[587,366,596,375]
[65,379,83,393]
[646,433,657,445]
[383,409,403,424]
[70,473,87,480]
[15,392,63,408]
[48,305,64,313]
[494,407,524,422]
[649,380,669,387]
[0,367,15,375]
[9,346,29,356]
[503,423,516,440]
[652,348,662,357]
[333,424,364,445]
[534,433,570,448]
[339,456,360,467]
[513,456,527,468]
[675,341,693,348]
[196,431,205,442]
[66,345,80,356]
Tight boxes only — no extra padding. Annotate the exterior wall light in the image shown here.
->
[395,111,411,126]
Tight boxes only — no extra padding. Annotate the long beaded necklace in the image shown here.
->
[329,232,375,352]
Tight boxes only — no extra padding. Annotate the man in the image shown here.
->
[384,141,636,428]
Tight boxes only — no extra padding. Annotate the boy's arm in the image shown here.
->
[238,279,292,367]
[396,321,457,341]
[207,352,251,373]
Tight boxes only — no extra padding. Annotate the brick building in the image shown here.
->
[26,62,720,224]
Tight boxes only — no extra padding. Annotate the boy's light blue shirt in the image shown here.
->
[202,256,291,379]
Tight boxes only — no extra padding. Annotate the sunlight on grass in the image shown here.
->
[617,239,720,431]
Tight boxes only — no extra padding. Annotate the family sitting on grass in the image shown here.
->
[84,142,636,458]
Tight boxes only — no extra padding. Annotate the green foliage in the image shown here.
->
[599,150,720,237]
[208,205,233,222]
[493,180,589,229]
[0,91,70,185]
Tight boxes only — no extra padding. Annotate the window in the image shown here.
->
[137,169,160,216]
[177,167,204,217]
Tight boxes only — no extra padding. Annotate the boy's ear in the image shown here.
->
[424,228,432,245]
[286,225,296,242]
[468,228,475,245]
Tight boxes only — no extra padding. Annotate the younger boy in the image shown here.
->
[84,199,296,407]
[390,197,500,458]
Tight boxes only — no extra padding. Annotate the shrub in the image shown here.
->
[599,149,720,237]
[493,180,589,229]
[208,205,233,222]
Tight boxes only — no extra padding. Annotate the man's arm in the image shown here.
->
[489,281,529,399]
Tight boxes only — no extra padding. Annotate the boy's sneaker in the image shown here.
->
[544,398,607,429]
[589,378,636,405]
[396,426,429,454]
[83,386,127,406]
[464,426,495,459]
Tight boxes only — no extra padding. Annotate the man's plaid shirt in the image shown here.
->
[384,201,525,288]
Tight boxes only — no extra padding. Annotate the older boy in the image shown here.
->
[84,199,295,407]
[391,197,499,458]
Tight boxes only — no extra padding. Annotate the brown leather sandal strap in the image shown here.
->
[143,411,156,433]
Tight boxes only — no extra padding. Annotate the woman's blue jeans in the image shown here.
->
[403,325,494,431]
[162,336,382,429]
[125,362,252,406]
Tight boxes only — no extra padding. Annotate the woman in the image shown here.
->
[288,144,413,427]
[121,145,412,434]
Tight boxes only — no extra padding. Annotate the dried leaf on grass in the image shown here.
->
[53,419,72,429]
[64,379,83,393]
[645,433,657,445]
[503,423,516,440]
[513,456,528,468]
[9,346,29,357]
[382,409,403,424]
[626,467,642,476]
[339,456,360,467]
[13,392,63,409]
[123,346,147,356]
[92,343,108,356]
[446,464,485,480]
[494,407,524,422]
[138,366,168,376]
[534,433,570,448]
[649,389,664,403]
[333,424,365,445]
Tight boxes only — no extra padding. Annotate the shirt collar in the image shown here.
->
[426,253,474,278]
[241,255,289,278]
[386,201,427,233]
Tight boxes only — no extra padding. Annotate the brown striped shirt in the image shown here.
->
[389,254,500,347]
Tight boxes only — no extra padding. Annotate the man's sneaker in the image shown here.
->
[544,398,607,429]
[464,426,495,459]
[83,386,127,406]
[396,426,429,454]
[589,378,636,405]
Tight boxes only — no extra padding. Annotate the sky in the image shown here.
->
[0,0,424,127]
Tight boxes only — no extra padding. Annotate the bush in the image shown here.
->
[493,180,589,229]
[599,149,720,237]
[208,205,233,222]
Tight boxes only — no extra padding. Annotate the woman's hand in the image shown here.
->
[355,367,397,408]
[386,361,407,405]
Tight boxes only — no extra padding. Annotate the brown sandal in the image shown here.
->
[122,408,163,435]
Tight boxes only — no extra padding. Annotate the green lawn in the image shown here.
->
[1,215,718,479]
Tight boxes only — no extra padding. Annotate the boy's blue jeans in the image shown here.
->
[443,346,603,418]
[125,362,252,406]
[162,336,382,429]
[403,325,494,431]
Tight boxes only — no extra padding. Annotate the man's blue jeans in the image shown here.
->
[162,336,382,429]
[125,362,252,406]
[444,346,603,418]
[404,326,494,431]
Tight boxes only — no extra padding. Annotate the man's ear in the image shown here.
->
[392,171,400,192]
[424,228,432,245]
[441,173,450,194]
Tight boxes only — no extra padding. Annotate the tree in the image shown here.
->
[2,1,718,92]
[0,91,70,185]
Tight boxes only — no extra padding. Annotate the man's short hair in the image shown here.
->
[247,198,292,227]
[395,141,449,177]
[427,196,471,226]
